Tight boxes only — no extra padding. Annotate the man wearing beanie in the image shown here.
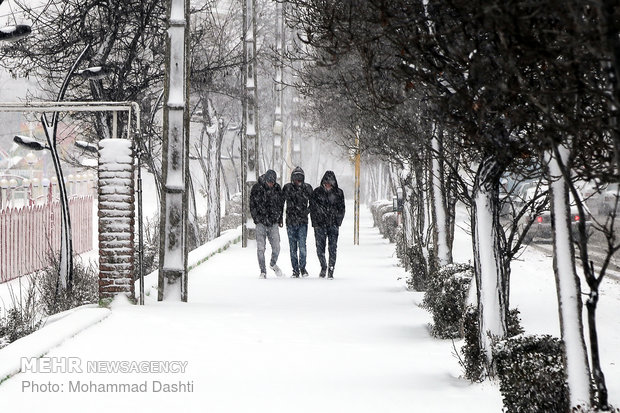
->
[310,170,345,279]
[282,166,314,278]
[250,169,284,278]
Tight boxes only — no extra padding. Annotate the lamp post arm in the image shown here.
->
[50,44,92,138]
[58,44,91,103]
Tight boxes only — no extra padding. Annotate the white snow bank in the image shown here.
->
[0,305,110,382]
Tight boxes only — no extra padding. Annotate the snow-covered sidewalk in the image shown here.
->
[0,203,618,412]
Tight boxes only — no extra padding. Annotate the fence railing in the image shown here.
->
[0,195,93,282]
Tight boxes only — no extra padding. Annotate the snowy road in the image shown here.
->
[0,205,503,412]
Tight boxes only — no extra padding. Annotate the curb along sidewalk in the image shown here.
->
[0,305,110,383]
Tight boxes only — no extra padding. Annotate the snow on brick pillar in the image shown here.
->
[98,139,135,299]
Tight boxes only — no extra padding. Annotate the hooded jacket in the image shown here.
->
[250,170,284,226]
[310,170,345,227]
[282,166,314,227]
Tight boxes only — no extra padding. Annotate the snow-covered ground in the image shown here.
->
[0,202,618,412]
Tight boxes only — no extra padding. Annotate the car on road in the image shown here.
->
[598,183,619,216]
[518,187,591,242]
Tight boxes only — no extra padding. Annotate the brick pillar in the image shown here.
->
[98,139,135,299]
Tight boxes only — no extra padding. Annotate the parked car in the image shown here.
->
[519,188,591,242]
[510,181,549,220]
[598,183,619,216]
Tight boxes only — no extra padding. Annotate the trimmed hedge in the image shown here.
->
[422,263,473,339]
[494,334,569,413]
[460,306,524,382]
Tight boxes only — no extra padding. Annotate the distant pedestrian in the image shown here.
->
[310,170,345,279]
[282,166,314,278]
[250,169,284,278]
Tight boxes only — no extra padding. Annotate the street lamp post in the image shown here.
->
[13,44,102,291]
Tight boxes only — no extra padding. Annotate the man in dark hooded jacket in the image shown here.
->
[282,166,313,278]
[250,169,284,278]
[310,170,345,279]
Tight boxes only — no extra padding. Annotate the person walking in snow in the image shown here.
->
[310,170,345,279]
[250,169,284,278]
[282,166,314,278]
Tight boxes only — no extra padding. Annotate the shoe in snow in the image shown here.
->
[291,272,300,278]
[259,272,267,279]
[270,264,284,277]
[327,267,334,279]
[300,268,309,278]
[319,268,326,278]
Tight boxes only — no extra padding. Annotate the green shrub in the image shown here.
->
[422,263,473,339]
[461,306,486,382]
[0,275,41,349]
[460,306,524,382]
[0,308,42,348]
[404,244,429,291]
[38,257,99,315]
[494,335,569,413]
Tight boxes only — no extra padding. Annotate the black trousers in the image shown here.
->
[314,225,339,270]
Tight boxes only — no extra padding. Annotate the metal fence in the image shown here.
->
[0,195,93,282]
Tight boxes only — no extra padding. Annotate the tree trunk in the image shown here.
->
[430,129,452,266]
[205,100,222,241]
[547,143,592,408]
[471,155,508,374]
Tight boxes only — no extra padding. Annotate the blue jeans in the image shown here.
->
[287,224,308,274]
[314,225,339,271]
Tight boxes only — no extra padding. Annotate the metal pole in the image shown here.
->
[112,111,118,139]
[241,0,248,247]
[42,118,73,289]
[129,103,144,305]
[137,140,145,305]
[273,0,284,184]
[242,0,259,244]
[354,131,360,245]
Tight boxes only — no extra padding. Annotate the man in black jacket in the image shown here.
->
[310,170,345,279]
[282,166,313,278]
[250,169,284,278]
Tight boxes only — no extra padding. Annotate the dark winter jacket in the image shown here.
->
[282,166,313,227]
[250,170,284,226]
[310,170,345,228]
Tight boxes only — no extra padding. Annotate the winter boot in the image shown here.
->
[319,267,327,278]
[270,264,284,277]
[300,268,309,278]
[259,272,267,279]
[327,266,334,279]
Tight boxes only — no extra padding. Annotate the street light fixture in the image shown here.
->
[76,65,111,81]
[13,135,47,151]
[0,24,31,42]
[75,140,98,153]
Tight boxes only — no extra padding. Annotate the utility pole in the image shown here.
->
[242,0,259,247]
[354,129,361,245]
[273,0,285,184]
[158,0,190,301]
